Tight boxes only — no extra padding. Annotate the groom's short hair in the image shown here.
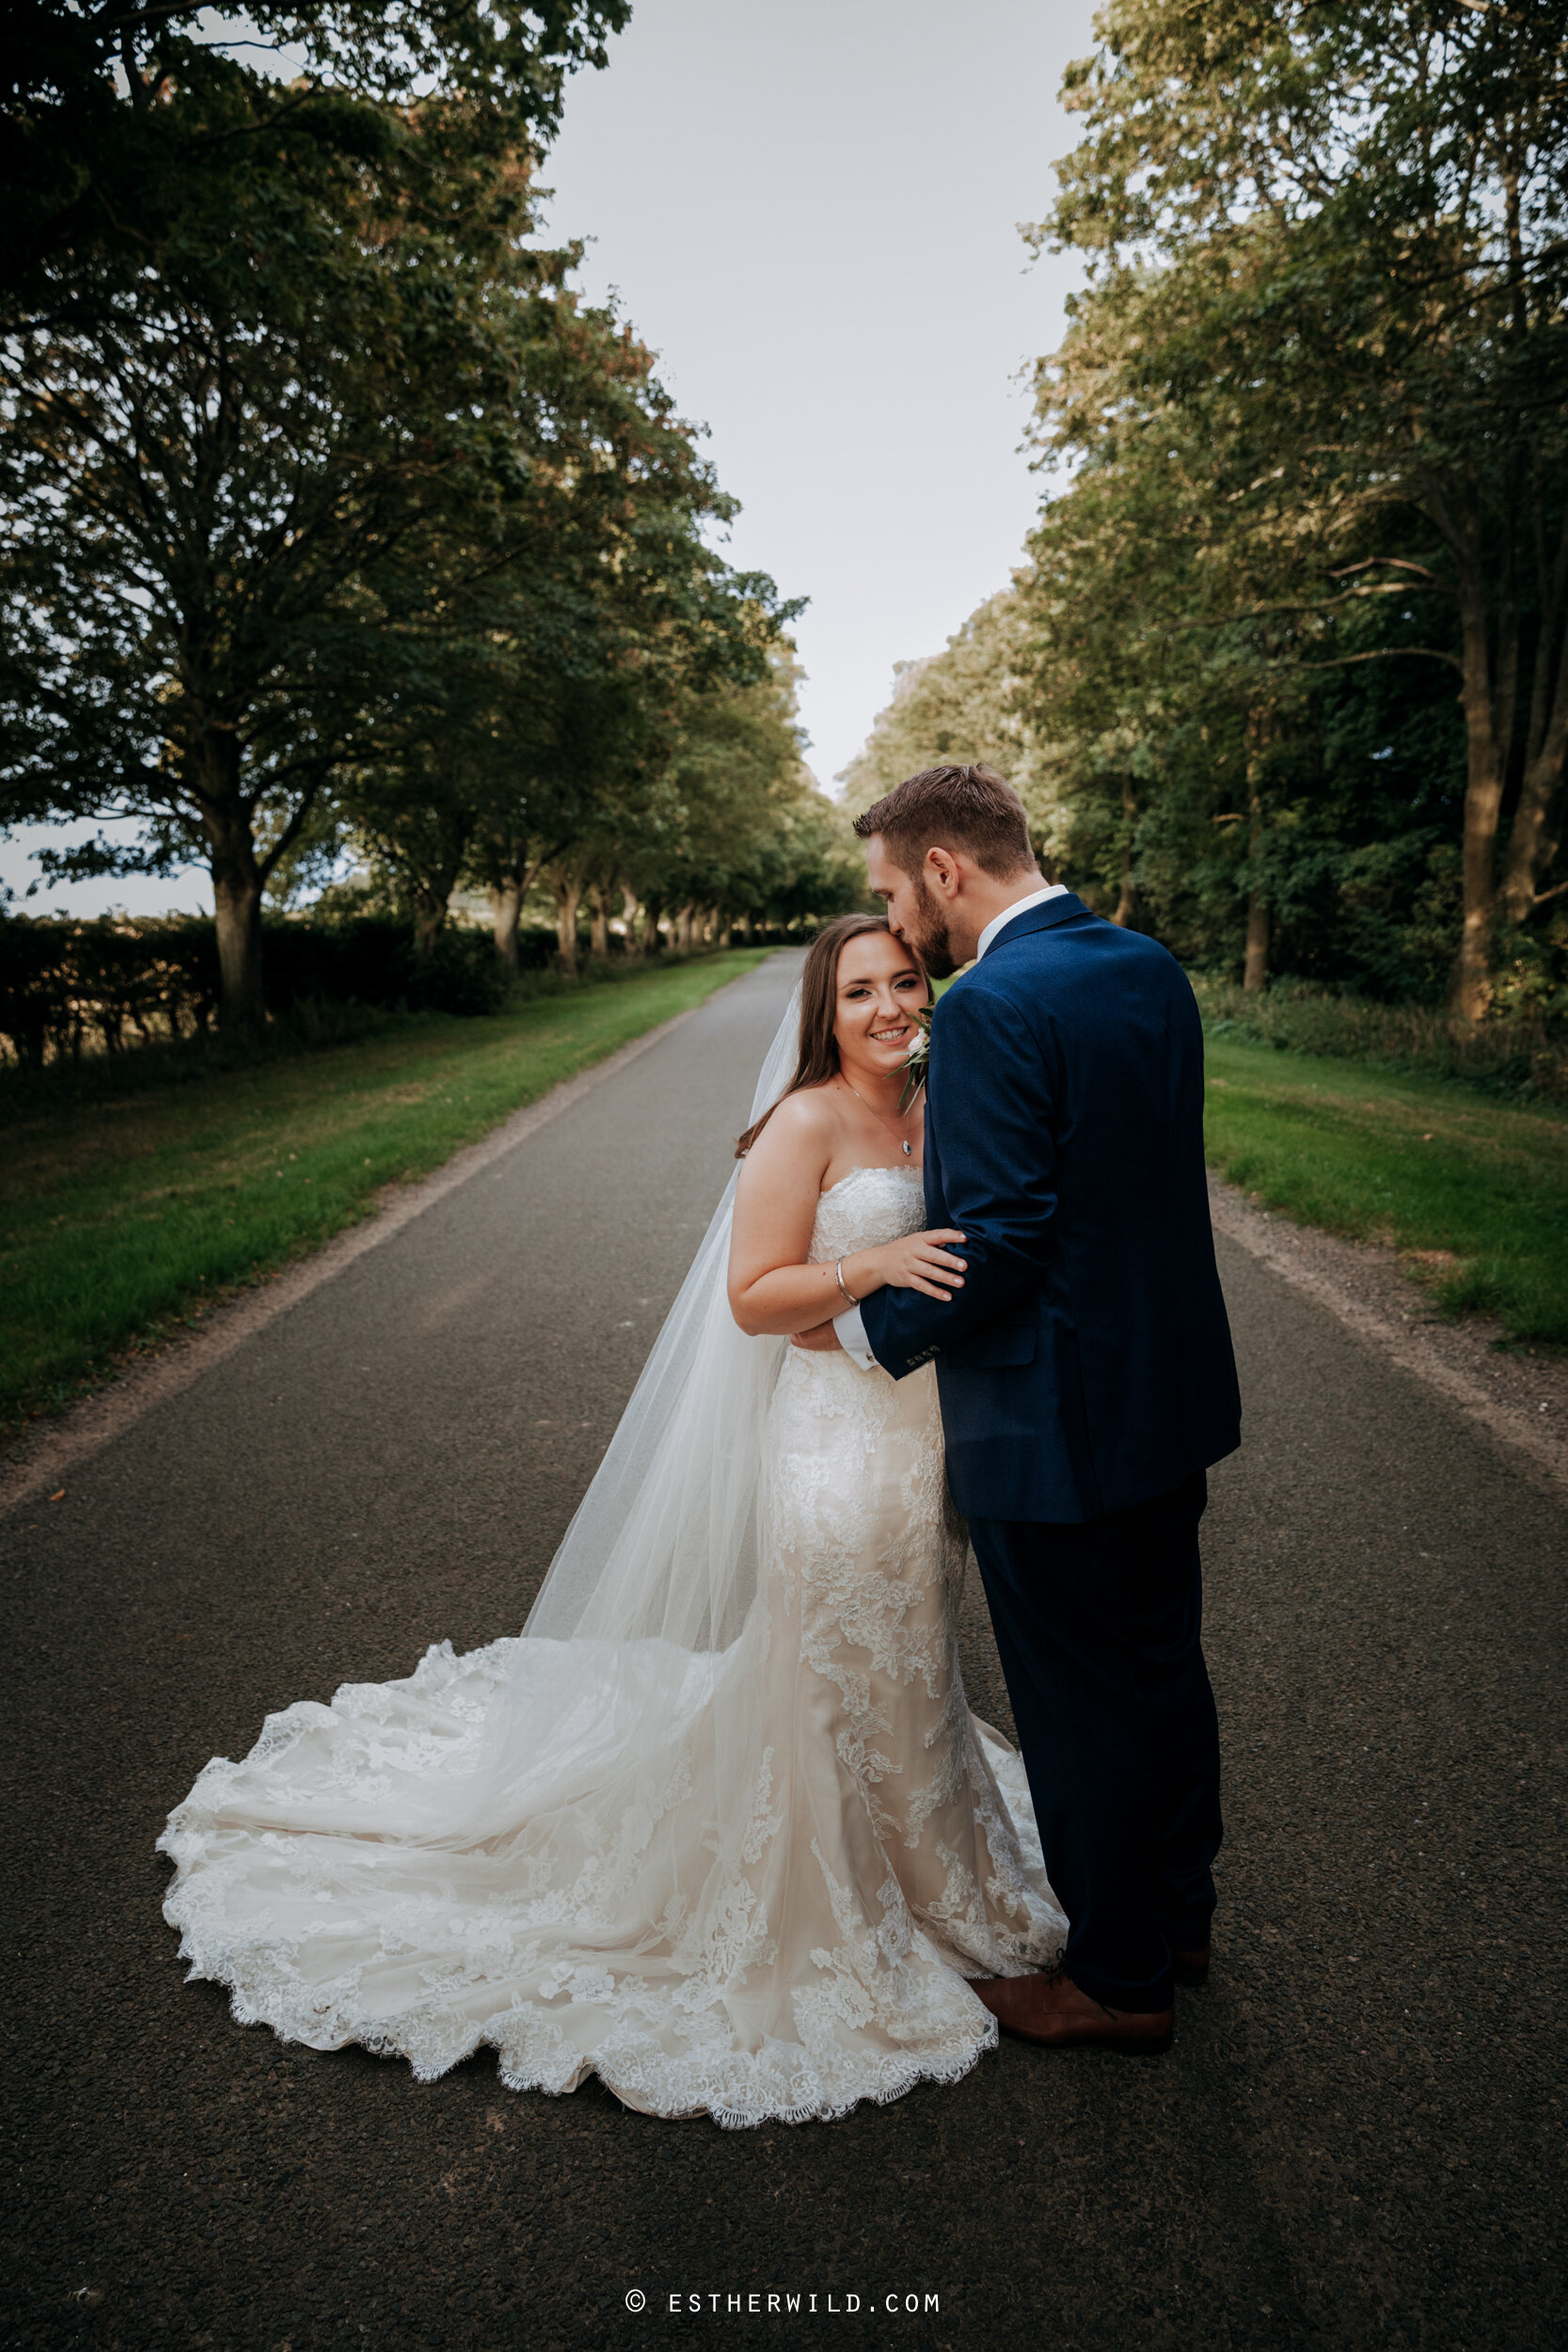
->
[853,764,1034,879]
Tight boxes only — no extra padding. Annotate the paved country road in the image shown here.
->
[2,953,1561,2352]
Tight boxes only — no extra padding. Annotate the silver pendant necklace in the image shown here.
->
[839,1073,913,1155]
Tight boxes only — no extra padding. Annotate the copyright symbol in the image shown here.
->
[626,2289,647,2313]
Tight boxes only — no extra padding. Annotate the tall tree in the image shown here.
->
[838,590,1049,834]
[1037,0,1568,1017]
[622,648,858,945]
[0,127,514,1020]
[344,310,785,977]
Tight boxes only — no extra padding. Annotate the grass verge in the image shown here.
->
[1202,1033,1568,1347]
[1,950,769,1441]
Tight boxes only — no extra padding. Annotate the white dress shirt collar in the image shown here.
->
[974,882,1069,963]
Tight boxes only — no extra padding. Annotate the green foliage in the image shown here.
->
[3,0,629,308]
[838,591,1049,831]
[625,648,862,932]
[0,913,218,1070]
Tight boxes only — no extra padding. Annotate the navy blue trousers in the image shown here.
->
[969,1470,1222,2013]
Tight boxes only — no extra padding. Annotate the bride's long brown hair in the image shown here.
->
[735,913,931,1157]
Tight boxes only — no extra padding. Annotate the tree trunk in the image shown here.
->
[641,898,663,957]
[412,884,447,962]
[1449,580,1511,1020]
[1501,501,1568,921]
[588,883,610,961]
[555,874,583,976]
[1112,778,1137,928]
[1501,740,1566,922]
[674,903,695,952]
[621,884,640,946]
[201,733,268,1033]
[1242,716,1271,993]
[1500,617,1568,923]
[1243,886,1270,993]
[490,878,522,974]
[211,844,267,1033]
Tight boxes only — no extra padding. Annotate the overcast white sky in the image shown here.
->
[3,0,1098,915]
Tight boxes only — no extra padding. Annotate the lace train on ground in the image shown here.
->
[160,1168,1065,2125]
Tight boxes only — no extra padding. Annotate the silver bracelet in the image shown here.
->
[834,1259,858,1309]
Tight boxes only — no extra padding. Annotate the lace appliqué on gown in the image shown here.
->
[159,1166,1065,2126]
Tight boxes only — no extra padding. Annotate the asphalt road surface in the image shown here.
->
[3,952,1562,2352]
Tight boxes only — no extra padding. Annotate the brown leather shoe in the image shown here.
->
[966,1967,1173,2052]
[1171,1945,1211,1988]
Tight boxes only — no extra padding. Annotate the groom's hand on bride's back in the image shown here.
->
[790,1320,843,1352]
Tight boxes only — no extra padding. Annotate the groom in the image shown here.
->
[799,763,1240,2049]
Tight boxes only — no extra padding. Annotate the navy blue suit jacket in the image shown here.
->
[858,895,1241,1523]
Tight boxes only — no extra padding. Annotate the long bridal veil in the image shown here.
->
[522,979,802,1653]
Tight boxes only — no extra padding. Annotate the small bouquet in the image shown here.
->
[899,1004,933,1113]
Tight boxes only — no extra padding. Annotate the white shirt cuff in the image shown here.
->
[832,1301,877,1370]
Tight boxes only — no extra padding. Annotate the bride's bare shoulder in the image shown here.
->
[768,1084,840,1143]
[743,1083,841,1179]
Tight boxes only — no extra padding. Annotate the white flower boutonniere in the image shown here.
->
[899,1004,933,1114]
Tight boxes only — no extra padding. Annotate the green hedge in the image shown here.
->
[1191,974,1568,1105]
[0,914,517,1071]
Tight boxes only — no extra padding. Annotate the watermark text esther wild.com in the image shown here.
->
[627,2291,942,2315]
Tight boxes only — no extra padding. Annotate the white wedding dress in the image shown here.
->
[160,1162,1065,2126]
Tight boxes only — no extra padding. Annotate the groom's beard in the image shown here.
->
[904,899,958,979]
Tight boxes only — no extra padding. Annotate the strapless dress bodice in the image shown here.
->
[807,1163,926,1265]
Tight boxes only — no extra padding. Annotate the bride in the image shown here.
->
[160,913,1065,2127]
